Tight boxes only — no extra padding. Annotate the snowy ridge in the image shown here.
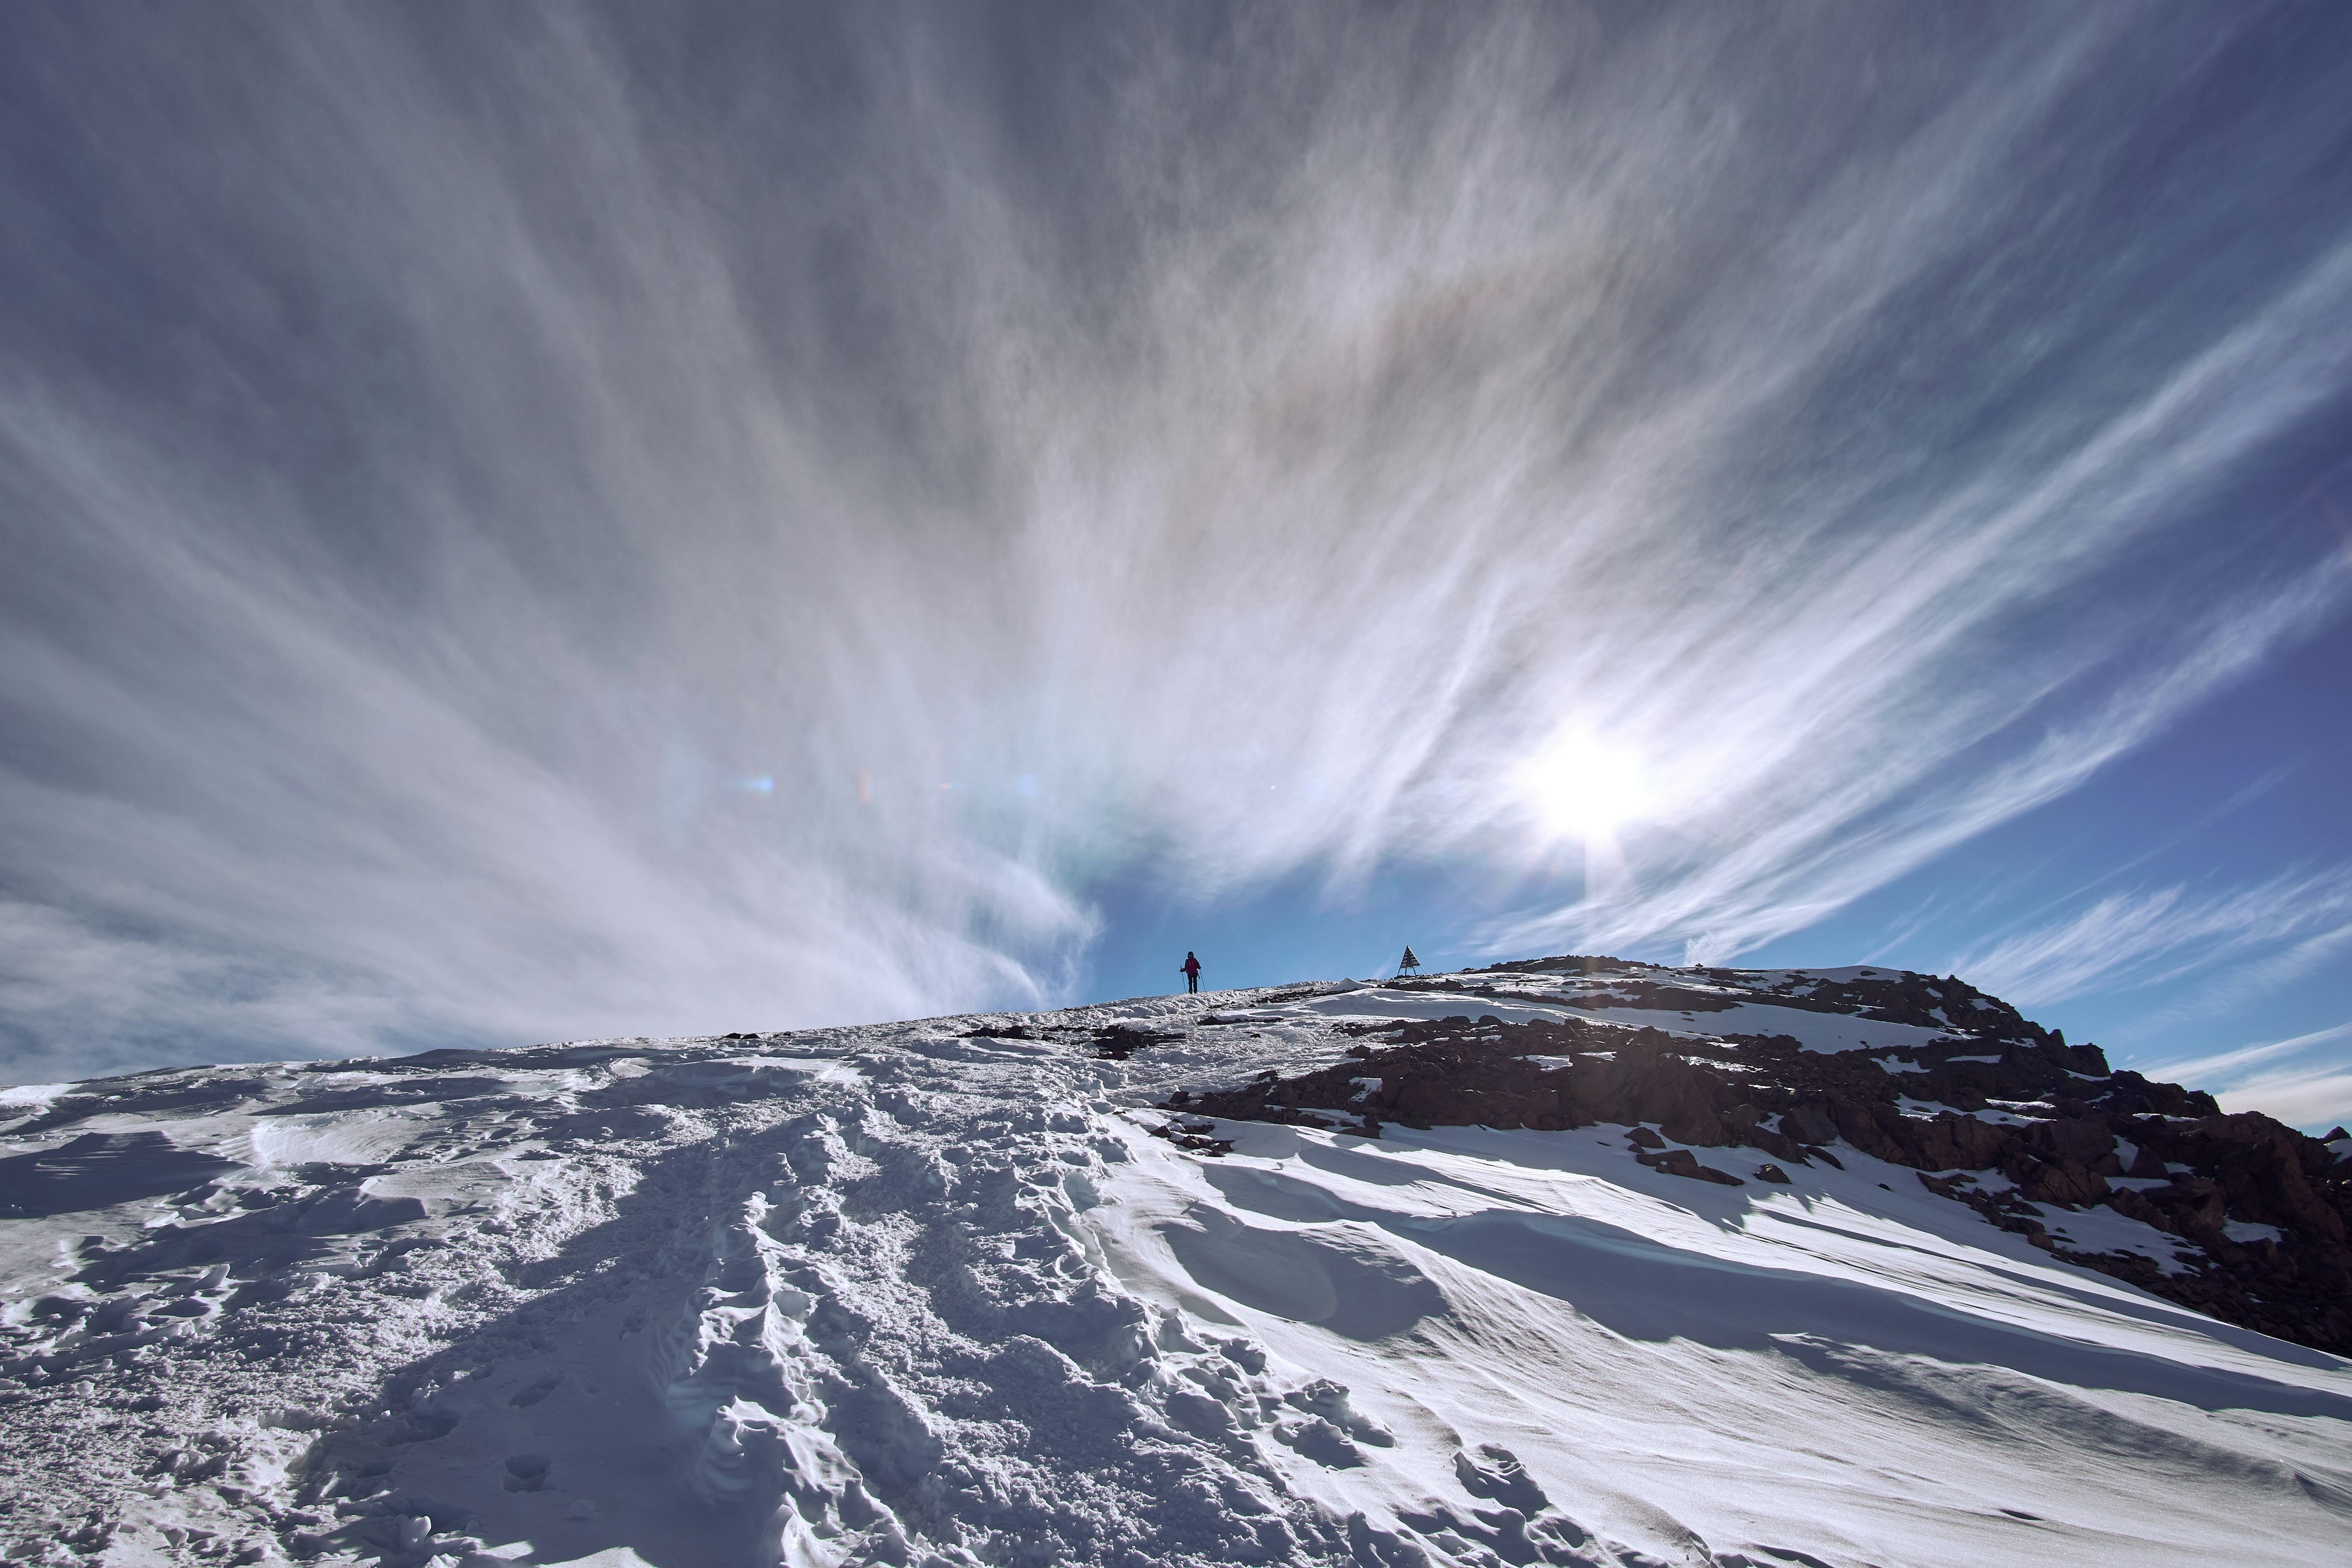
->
[1,974,2349,1567]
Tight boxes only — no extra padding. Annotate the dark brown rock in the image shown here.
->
[1659,1106,1727,1147]
[2021,1158,2108,1208]
[2025,1117,2115,1169]
[1638,1147,1744,1186]
[1741,1126,1807,1163]
[1901,1110,2011,1170]
[1830,1098,1908,1163]
[2103,1186,2160,1227]
[1781,1107,1838,1145]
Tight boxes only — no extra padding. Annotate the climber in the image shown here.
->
[1181,952,1202,995]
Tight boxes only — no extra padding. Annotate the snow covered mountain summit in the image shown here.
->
[3,958,2348,1567]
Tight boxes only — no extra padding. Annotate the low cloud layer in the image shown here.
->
[4,6,2350,1080]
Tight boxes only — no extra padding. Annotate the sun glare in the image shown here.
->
[1521,734,1649,840]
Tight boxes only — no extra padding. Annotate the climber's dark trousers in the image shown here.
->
[1186,974,1198,994]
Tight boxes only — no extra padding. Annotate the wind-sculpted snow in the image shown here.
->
[2,973,2350,1566]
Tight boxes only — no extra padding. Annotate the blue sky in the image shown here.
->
[1,5,2348,1128]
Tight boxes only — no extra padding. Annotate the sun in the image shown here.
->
[1520,733,1650,840]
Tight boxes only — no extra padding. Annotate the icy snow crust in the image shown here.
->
[3,980,2350,1567]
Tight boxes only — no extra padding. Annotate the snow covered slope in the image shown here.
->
[3,968,2349,1567]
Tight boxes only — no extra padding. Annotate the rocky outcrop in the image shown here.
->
[1164,958,2352,1357]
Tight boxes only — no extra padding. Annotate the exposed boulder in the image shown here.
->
[2024,1117,2117,1172]
[1741,1125,1810,1163]
[1902,1110,2008,1171]
[1637,1148,1743,1186]
[1781,1107,1838,1145]
[2018,1158,2108,1208]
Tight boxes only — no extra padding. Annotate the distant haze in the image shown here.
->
[3,6,2350,1090]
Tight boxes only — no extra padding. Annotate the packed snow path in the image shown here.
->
[3,983,2349,1567]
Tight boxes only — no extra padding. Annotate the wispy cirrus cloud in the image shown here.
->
[2211,1062,2352,1133]
[1494,553,2352,967]
[2141,1022,2352,1134]
[1947,874,2352,1131]
[3,7,2351,1079]
[2215,1067,2352,1135]
[1949,867,2352,1008]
